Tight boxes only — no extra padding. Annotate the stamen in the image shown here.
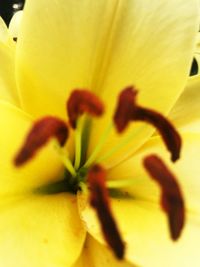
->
[74,117,84,170]
[106,177,142,189]
[14,116,69,166]
[84,123,113,168]
[67,89,104,129]
[143,154,185,240]
[133,108,181,162]
[114,87,181,162]
[53,141,76,177]
[87,165,125,259]
[114,86,137,132]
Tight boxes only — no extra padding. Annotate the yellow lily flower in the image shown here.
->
[0,1,200,267]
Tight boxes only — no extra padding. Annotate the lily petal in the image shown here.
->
[79,197,200,267]
[0,193,86,267]
[0,17,9,43]
[108,133,200,215]
[16,0,199,123]
[87,0,199,167]
[0,41,19,105]
[9,10,23,41]
[78,133,200,266]
[72,235,136,267]
[169,74,200,132]
[0,101,64,195]
[16,0,126,118]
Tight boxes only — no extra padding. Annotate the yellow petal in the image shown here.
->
[0,16,19,104]
[78,133,200,266]
[0,40,19,105]
[9,11,23,41]
[0,16,17,48]
[86,0,200,167]
[0,193,86,267]
[0,17,9,43]
[195,32,200,54]
[0,101,65,195]
[16,1,199,122]
[169,74,200,132]
[79,197,200,267]
[108,133,200,214]
[72,235,136,267]
[16,0,127,118]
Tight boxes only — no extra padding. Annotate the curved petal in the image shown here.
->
[169,75,200,132]
[78,133,200,266]
[0,101,65,195]
[16,0,126,118]
[72,235,136,267]
[79,196,200,267]
[0,193,86,267]
[107,133,200,214]
[86,0,199,167]
[0,17,19,104]
[0,17,9,43]
[195,32,200,54]
[9,11,23,41]
[17,0,199,122]
[0,41,19,105]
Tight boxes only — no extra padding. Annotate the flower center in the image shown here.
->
[14,86,185,260]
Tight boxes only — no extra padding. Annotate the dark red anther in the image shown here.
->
[133,107,181,162]
[114,87,181,162]
[67,89,104,128]
[113,86,137,132]
[143,154,185,241]
[14,116,69,166]
[87,165,125,259]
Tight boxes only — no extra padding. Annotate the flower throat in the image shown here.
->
[14,86,184,260]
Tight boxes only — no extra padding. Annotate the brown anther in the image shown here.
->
[14,116,69,166]
[67,89,104,129]
[143,154,185,241]
[113,86,137,132]
[87,164,125,259]
[114,87,181,162]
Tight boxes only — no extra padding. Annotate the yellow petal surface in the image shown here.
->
[9,10,23,41]
[16,1,198,122]
[72,235,136,267]
[86,0,199,167]
[79,197,200,267]
[78,133,200,267]
[169,74,200,132]
[108,133,200,214]
[0,15,18,104]
[0,101,65,195]
[0,17,9,43]
[0,193,86,267]
[0,41,19,105]
[195,32,200,54]
[16,0,130,118]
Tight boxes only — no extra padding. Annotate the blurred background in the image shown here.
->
[0,0,24,25]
